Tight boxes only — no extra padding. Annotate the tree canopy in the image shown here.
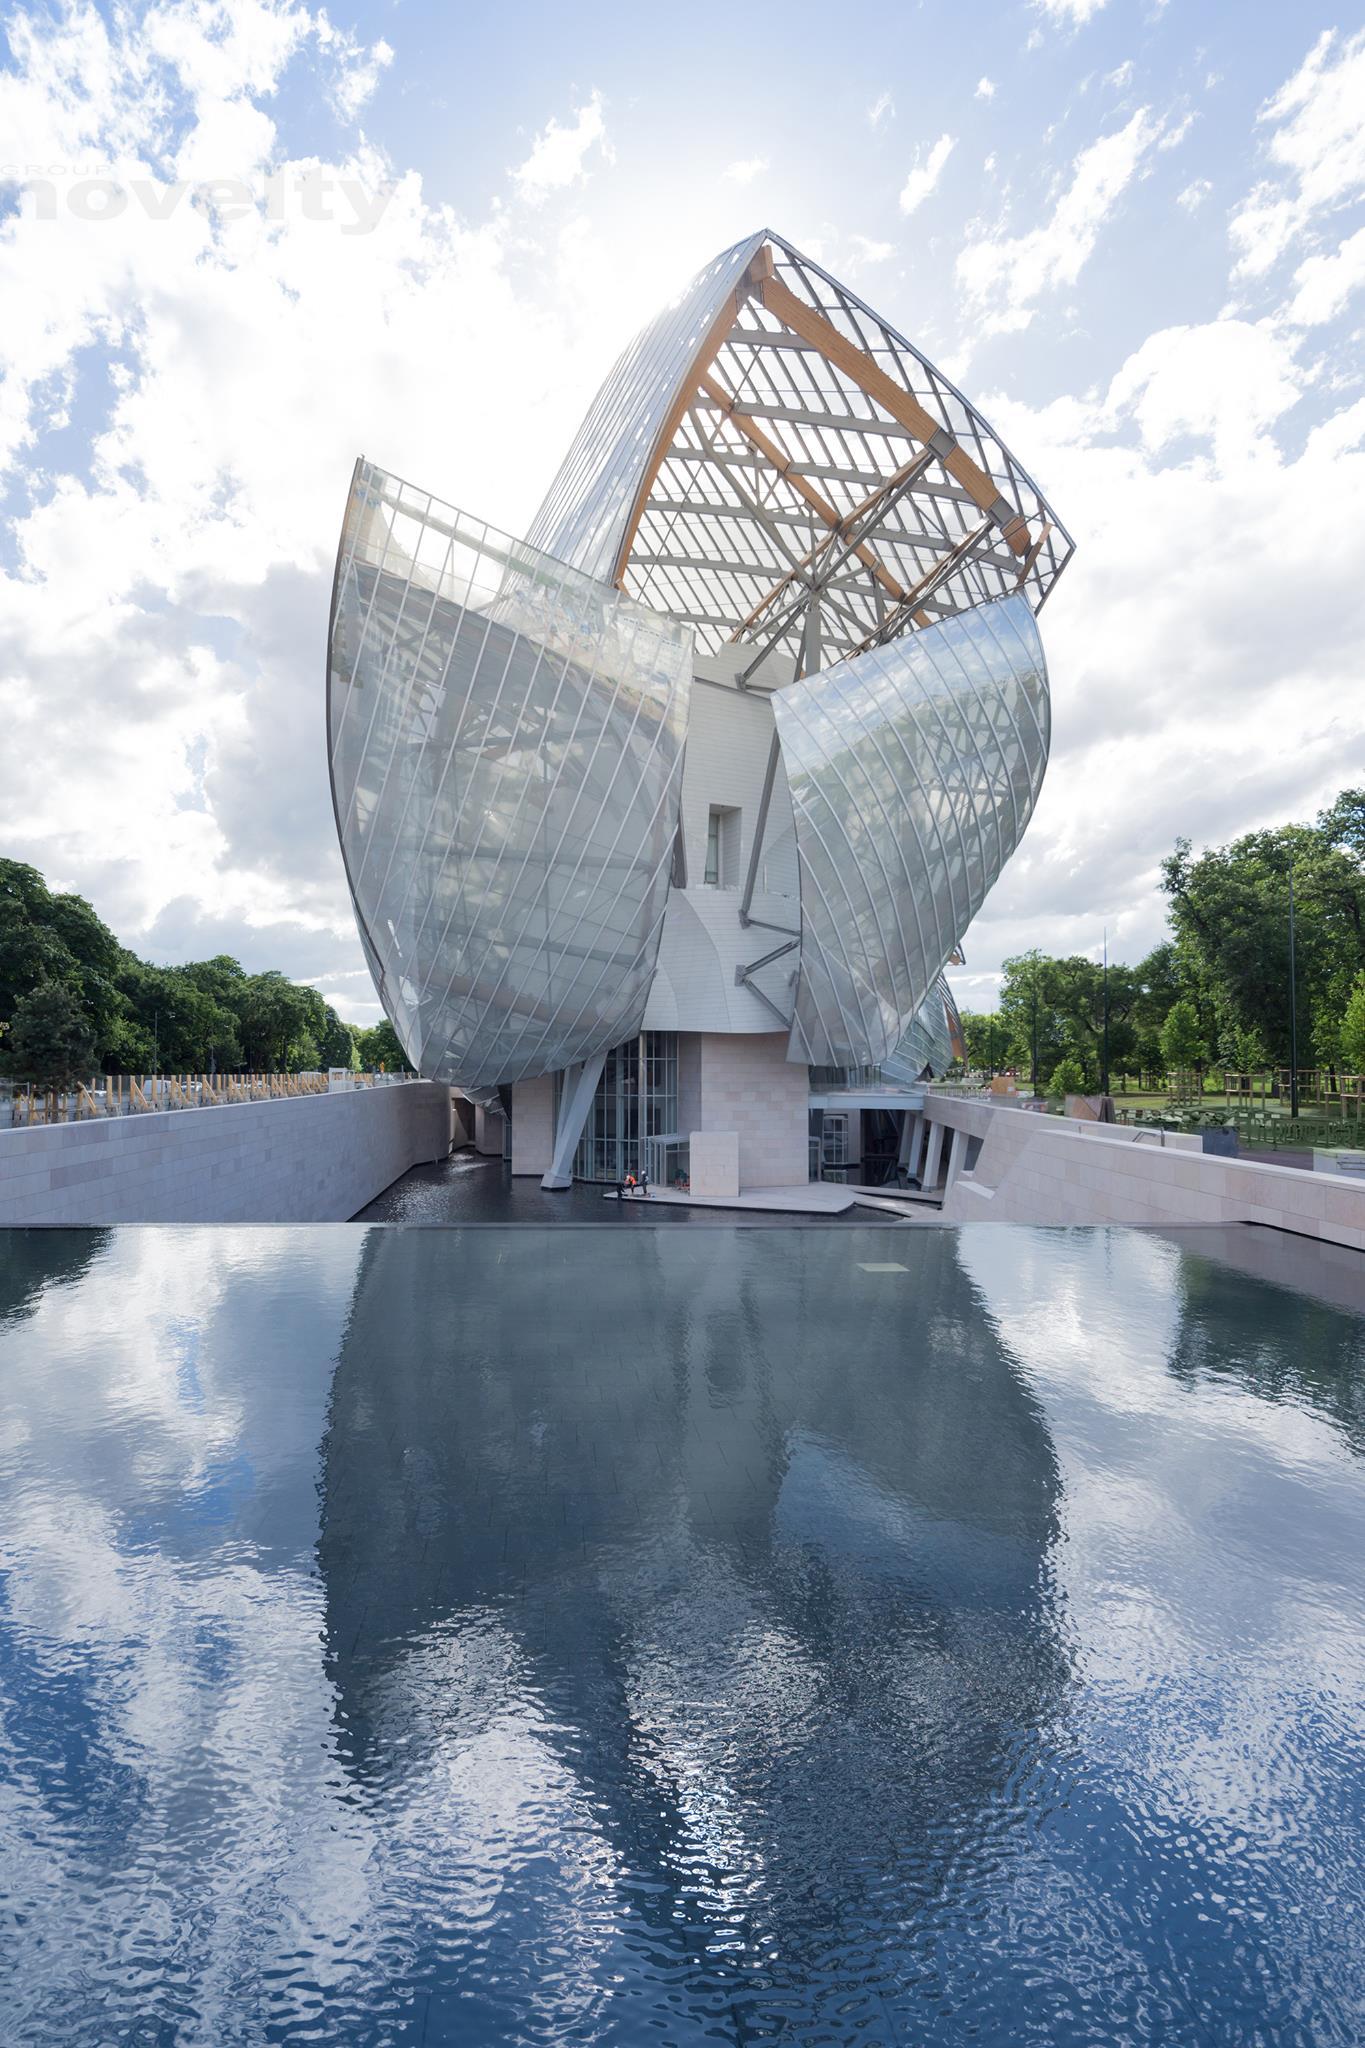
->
[0,857,403,1081]
[959,787,1365,1087]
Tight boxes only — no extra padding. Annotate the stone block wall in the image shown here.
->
[697,1032,809,1188]
[926,1094,1365,1251]
[0,1082,452,1225]
[689,1129,739,1198]
[510,1073,554,1175]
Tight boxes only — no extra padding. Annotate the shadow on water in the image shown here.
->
[319,1226,1069,2042]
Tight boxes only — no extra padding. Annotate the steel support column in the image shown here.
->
[541,1052,607,1190]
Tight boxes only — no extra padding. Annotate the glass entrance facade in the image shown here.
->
[571,1033,679,1182]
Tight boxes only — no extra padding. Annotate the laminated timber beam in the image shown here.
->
[696,368,908,606]
[755,273,1033,558]
[726,446,937,643]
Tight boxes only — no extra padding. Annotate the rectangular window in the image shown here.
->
[704,806,741,888]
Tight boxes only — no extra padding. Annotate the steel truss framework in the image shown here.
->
[530,230,1073,681]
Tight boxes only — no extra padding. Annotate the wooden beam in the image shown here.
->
[698,369,907,604]
[725,447,937,641]
[757,273,1031,557]
[610,246,772,590]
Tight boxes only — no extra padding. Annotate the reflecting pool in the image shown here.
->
[2,1224,1364,2045]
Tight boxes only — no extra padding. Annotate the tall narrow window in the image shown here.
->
[705,806,741,887]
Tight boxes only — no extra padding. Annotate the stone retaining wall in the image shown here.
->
[0,1082,453,1225]
[921,1095,1365,1251]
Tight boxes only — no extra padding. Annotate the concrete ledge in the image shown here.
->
[0,1083,452,1224]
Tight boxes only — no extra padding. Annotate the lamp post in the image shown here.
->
[1288,867,1299,1121]
[1101,928,1111,1100]
[1031,976,1039,1097]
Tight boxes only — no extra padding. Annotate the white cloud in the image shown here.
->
[956,108,1167,335]
[1032,0,1108,25]
[1104,60,1134,91]
[0,17,644,1014]
[322,29,393,122]
[867,91,894,128]
[511,89,612,205]
[975,77,996,101]
[723,156,769,186]
[847,233,893,270]
[1288,222,1365,326]
[1177,178,1211,212]
[1230,28,1365,280]
[899,133,955,216]
[952,315,1362,979]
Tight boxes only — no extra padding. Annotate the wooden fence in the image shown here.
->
[6,1071,403,1127]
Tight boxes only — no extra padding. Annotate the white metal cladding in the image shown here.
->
[328,460,692,1091]
[773,593,1048,1070]
[527,229,1073,668]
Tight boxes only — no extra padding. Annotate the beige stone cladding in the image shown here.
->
[926,1094,1365,1251]
[510,1073,555,1175]
[0,1082,452,1226]
[697,1032,809,1188]
[689,1130,740,1199]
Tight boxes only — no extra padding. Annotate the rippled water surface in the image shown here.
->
[2,1223,1365,2046]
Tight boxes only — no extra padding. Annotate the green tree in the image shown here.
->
[4,982,97,1089]
[999,951,1139,1090]
[237,972,315,1070]
[0,859,128,1064]
[1162,799,1365,1067]
[1047,1054,1086,1100]
[317,1007,359,1070]
[1231,1024,1267,1073]
[1341,973,1365,1075]
[1160,998,1207,1076]
[356,1019,414,1073]
[956,1011,996,1073]
[119,964,243,1072]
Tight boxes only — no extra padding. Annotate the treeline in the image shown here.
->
[959,787,1365,1093]
[0,859,412,1088]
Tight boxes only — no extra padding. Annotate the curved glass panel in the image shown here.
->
[328,461,692,1091]
[526,232,766,584]
[882,973,960,1082]
[774,593,1048,1069]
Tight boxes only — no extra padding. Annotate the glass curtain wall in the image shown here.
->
[572,1032,679,1182]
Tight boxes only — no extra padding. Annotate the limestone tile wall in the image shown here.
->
[927,1095,1365,1250]
[474,1106,505,1157]
[0,1082,451,1226]
[697,1032,809,1188]
[510,1073,555,1175]
[690,1130,739,1198]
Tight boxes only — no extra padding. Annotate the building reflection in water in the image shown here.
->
[320,1226,1068,2038]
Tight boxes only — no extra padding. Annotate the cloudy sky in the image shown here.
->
[1,0,1363,1021]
